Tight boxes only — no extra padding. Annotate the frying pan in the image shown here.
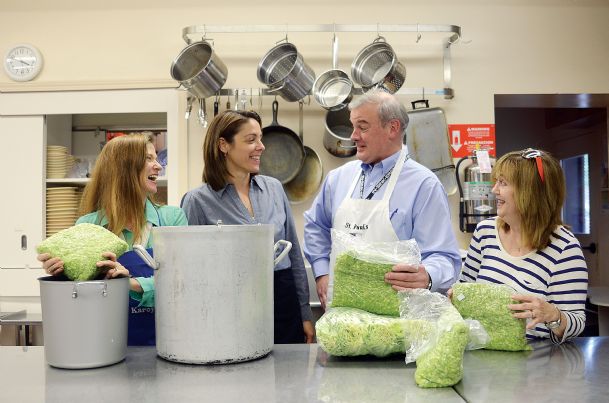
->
[259,100,305,184]
[284,102,323,204]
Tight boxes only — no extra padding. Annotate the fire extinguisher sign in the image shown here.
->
[448,124,496,158]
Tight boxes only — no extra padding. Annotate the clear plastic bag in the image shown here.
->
[398,289,469,388]
[328,229,421,316]
[315,307,412,357]
[452,282,530,351]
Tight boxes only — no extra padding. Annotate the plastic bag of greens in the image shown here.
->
[451,282,530,351]
[328,229,421,316]
[37,223,129,281]
[316,306,433,357]
[398,289,469,388]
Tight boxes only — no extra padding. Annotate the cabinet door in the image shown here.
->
[0,116,45,295]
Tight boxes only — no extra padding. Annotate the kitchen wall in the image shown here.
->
[2,0,609,311]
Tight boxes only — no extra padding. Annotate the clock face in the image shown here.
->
[4,44,43,82]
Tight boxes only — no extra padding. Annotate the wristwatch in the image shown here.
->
[545,307,562,329]
[426,276,433,291]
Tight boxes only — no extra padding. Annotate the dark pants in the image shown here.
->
[274,269,304,344]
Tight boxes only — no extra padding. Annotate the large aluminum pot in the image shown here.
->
[170,41,228,99]
[323,107,356,158]
[133,224,292,364]
[39,276,129,369]
[257,42,315,102]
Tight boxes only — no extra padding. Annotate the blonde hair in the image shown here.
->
[492,149,566,250]
[80,134,158,244]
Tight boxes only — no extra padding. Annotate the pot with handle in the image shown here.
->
[284,101,323,204]
[133,224,292,364]
[257,42,315,102]
[323,106,356,158]
[351,36,406,94]
[260,100,305,184]
[170,40,228,99]
[38,276,130,369]
[312,34,354,111]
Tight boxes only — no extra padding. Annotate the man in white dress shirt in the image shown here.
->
[304,90,461,309]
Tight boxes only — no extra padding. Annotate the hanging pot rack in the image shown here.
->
[180,24,464,100]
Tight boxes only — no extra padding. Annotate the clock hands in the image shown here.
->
[7,57,33,66]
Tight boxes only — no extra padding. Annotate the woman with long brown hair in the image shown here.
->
[181,110,315,344]
[38,133,187,345]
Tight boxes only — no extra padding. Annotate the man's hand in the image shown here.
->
[384,263,430,291]
[303,320,315,343]
[315,275,329,311]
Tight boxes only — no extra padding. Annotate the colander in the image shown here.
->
[257,42,315,102]
[351,37,406,94]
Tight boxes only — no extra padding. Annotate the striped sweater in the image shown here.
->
[460,218,588,343]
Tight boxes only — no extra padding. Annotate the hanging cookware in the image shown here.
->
[312,34,353,111]
[284,101,323,204]
[257,42,315,102]
[133,224,292,364]
[323,106,356,158]
[351,37,406,94]
[404,99,457,195]
[170,40,228,99]
[213,94,220,117]
[38,276,129,369]
[197,98,208,128]
[260,100,305,184]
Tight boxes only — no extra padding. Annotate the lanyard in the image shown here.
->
[358,154,410,200]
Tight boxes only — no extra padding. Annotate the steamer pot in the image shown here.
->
[133,224,292,364]
[170,41,228,99]
[39,276,129,369]
[257,42,315,102]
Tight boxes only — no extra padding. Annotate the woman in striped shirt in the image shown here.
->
[460,148,588,343]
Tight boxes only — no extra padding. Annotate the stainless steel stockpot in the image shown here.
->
[257,42,315,102]
[39,276,129,369]
[170,41,228,99]
[323,107,356,158]
[351,37,406,94]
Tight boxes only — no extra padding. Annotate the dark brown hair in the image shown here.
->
[202,110,262,190]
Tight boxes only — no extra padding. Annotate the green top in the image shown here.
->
[76,199,188,306]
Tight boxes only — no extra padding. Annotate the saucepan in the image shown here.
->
[323,106,356,158]
[312,34,353,111]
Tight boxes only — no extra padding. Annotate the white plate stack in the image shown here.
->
[46,187,83,237]
[47,145,68,179]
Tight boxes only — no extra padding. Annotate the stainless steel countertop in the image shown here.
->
[455,337,609,402]
[0,338,607,403]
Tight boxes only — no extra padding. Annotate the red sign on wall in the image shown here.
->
[448,124,496,158]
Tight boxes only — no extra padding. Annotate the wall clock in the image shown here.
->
[4,44,43,82]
